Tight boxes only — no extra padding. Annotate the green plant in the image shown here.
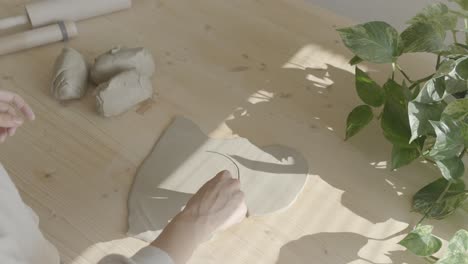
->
[337,1,468,263]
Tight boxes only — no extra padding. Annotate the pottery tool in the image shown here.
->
[0,0,132,30]
[0,21,77,56]
[206,151,241,180]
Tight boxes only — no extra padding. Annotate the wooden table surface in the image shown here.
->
[0,0,466,263]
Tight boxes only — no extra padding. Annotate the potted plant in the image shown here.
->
[337,1,468,263]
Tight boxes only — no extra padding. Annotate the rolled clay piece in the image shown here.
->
[51,48,89,101]
[96,70,153,117]
[90,47,155,84]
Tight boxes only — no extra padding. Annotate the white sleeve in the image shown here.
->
[98,246,174,264]
[0,164,60,264]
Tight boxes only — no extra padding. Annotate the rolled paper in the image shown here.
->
[0,0,132,31]
[0,15,29,31]
[0,21,78,56]
[26,0,132,27]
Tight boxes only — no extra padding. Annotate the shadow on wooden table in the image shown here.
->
[223,59,433,263]
[0,0,448,263]
[275,232,425,264]
[225,63,417,225]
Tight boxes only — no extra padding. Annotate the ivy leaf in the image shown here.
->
[355,67,385,107]
[450,0,468,11]
[451,8,468,19]
[408,101,445,143]
[345,105,374,140]
[408,3,457,31]
[436,229,468,264]
[338,22,400,63]
[445,78,468,94]
[414,78,447,104]
[402,80,413,101]
[450,57,468,80]
[443,99,468,145]
[411,84,422,101]
[381,79,412,147]
[447,230,468,254]
[437,56,468,80]
[413,178,467,219]
[443,98,468,122]
[436,157,465,181]
[406,2,457,52]
[435,60,457,78]
[440,44,468,56]
[399,225,442,257]
[391,145,421,170]
[349,56,363,65]
[428,119,465,160]
[401,22,446,53]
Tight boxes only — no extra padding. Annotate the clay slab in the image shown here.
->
[128,117,309,241]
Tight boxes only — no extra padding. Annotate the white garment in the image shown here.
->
[0,164,173,264]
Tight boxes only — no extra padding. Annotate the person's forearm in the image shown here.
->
[150,171,247,264]
[151,212,209,264]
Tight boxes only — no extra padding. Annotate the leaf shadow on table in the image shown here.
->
[225,63,425,225]
[275,232,426,264]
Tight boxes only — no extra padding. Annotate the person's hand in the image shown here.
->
[182,170,247,235]
[0,90,35,142]
[152,170,247,264]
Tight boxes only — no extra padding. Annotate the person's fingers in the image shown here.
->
[201,170,233,195]
[0,102,16,114]
[222,170,233,179]
[226,178,241,192]
[1,104,19,137]
[231,192,248,223]
[0,128,7,143]
[0,91,35,120]
[216,191,247,231]
[7,126,17,136]
[0,112,23,127]
[232,204,248,225]
[213,170,232,181]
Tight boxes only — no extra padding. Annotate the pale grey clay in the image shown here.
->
[51,48,89,101]
[91,47,155,84]
[96,70,153,117]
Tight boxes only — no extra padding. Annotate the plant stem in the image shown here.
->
[424,157,437,165]
[450,9,468,18]
[446,190,468,194]
[455,42,468,50]
[416,181,453,227]
[425,256,439,263]
[396,64,413,82]
[453,30,459,44]
[409,74,434,90]
[377,111,383,120]
[392,63,396,80]
[436,55,441,70]
[465,18,468,44]
[459,148,466,158]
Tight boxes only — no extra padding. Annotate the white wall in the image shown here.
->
[307,0,440,30]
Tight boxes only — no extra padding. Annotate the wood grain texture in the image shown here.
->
[0,0,466,264]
